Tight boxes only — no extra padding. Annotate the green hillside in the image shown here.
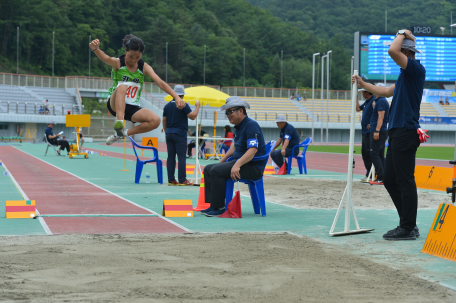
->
[246,0,455,48]
[0,0,351,89]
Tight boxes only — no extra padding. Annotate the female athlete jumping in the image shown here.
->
[89,34,185,145]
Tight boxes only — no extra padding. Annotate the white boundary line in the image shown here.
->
[13,147,192,233]
[1,161,52,235]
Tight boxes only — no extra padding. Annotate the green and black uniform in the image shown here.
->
[106,54,145,122]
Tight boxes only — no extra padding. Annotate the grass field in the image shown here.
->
[306,145,455,160]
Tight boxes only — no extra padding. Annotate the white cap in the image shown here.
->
[219,96,251,111]
[275,115,287,123]
[173,85,186,95]
[358,88,368,92]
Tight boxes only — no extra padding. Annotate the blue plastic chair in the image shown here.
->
[129,136,163,184]
[224,140,276,217]
[287,137,312,175]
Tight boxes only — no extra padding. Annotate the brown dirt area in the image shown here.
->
[255,177,449,209]
[0,233,455,303]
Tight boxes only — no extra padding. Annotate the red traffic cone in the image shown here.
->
[277,162,287,175]
[193,174,210,211]
[219,187,242,218]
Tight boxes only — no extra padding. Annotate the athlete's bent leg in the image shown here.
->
[110,85,127,121]
[129,108,161,136]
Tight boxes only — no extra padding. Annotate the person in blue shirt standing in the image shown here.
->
[356,88,375,182]
[353,29,427,241]
[162,85,200,186]
[369,92,389,185]
[202,97,267,217]
[270,115,300,171]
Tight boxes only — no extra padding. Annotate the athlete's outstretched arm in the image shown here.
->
[143,63,185,109]
[89,39,120,70]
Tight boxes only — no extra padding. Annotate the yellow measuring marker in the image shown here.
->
[421,203,456,262]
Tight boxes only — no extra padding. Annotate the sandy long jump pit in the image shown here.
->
[0,233,455,303]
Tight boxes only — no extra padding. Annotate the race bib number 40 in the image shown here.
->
[117,82,141,104]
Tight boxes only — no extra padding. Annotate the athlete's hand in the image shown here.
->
[175,96,185,109]
[89,39,100,51]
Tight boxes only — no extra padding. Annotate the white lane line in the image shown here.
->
[14,147,191,233]
[1,161,53,235]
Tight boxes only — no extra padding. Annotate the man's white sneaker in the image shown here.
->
[106,134,121,145]
[360,176,369,182]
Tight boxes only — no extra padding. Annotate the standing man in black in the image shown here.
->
[353,29,427,241]
[163,85,200,186]
[369,89,389,185]
[356,88,375,182]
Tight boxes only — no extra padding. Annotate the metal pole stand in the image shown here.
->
[190,114,202,185]
[329,70,374,236]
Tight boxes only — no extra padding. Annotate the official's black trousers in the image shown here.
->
[369,131,388,180]
[270,149,297,168]
[56,140,69,152]
[204,160,263,209]
[166,133,187,183]
[383,128,420,232]
[361,132,372,176]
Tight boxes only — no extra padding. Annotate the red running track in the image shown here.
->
[0,146,185,234]
[101,143,453,174]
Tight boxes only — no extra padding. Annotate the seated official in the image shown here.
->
[220,125,234,154]
[270,115,300,169]
[202,97,267,217]
[45,121,70,156]
[187,124,207,158]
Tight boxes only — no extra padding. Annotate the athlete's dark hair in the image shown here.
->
[122,34,145,53]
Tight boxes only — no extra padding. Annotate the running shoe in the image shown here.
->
[201,207,215,214]
[370,179,384,185]
[385,226,420,238]
[106,134,121,145]
[383,227,416,241]
[114,120,127,137]
[168,180,179,186]
[179,179,194,186]
[204,209,225,217]
[360,176,369,183]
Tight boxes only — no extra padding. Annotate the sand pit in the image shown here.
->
[254,177,449,209]
[0,233,455,302]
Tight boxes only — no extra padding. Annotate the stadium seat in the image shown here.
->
[129,136,163,185]
[224,140,276,217]
[287,137,312,175]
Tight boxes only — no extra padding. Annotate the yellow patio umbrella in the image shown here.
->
[164,86,230,108]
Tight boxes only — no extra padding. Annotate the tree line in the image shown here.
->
[0,0,352,89]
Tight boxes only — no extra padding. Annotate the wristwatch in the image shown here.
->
[396,30,406,38]
[374,130,380,133]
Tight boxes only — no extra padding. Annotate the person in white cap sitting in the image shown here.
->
[270,115,300,171]
[202,96,267,217]
[45,121,70,156]
[162,85,200,186]
[356,87,376,182]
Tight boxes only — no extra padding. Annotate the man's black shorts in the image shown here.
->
[106,98,142,123]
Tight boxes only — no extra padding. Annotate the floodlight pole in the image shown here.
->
[203,45,206,85]
[243,48,245,87]
[321,54,327,144]
[281,50,283,89]
[17,27,19,74]
[383,56,387,85]
[89,35,91,77]
[312,53,320,144]
[326,50,332,145]
[385,10,387,32]
[166,42,168,83]
[52,31,55,78]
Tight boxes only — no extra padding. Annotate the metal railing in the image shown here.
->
[0,100,83,115]
[221,86,351,100]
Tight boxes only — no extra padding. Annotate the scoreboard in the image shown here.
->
[360,33,456,82]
